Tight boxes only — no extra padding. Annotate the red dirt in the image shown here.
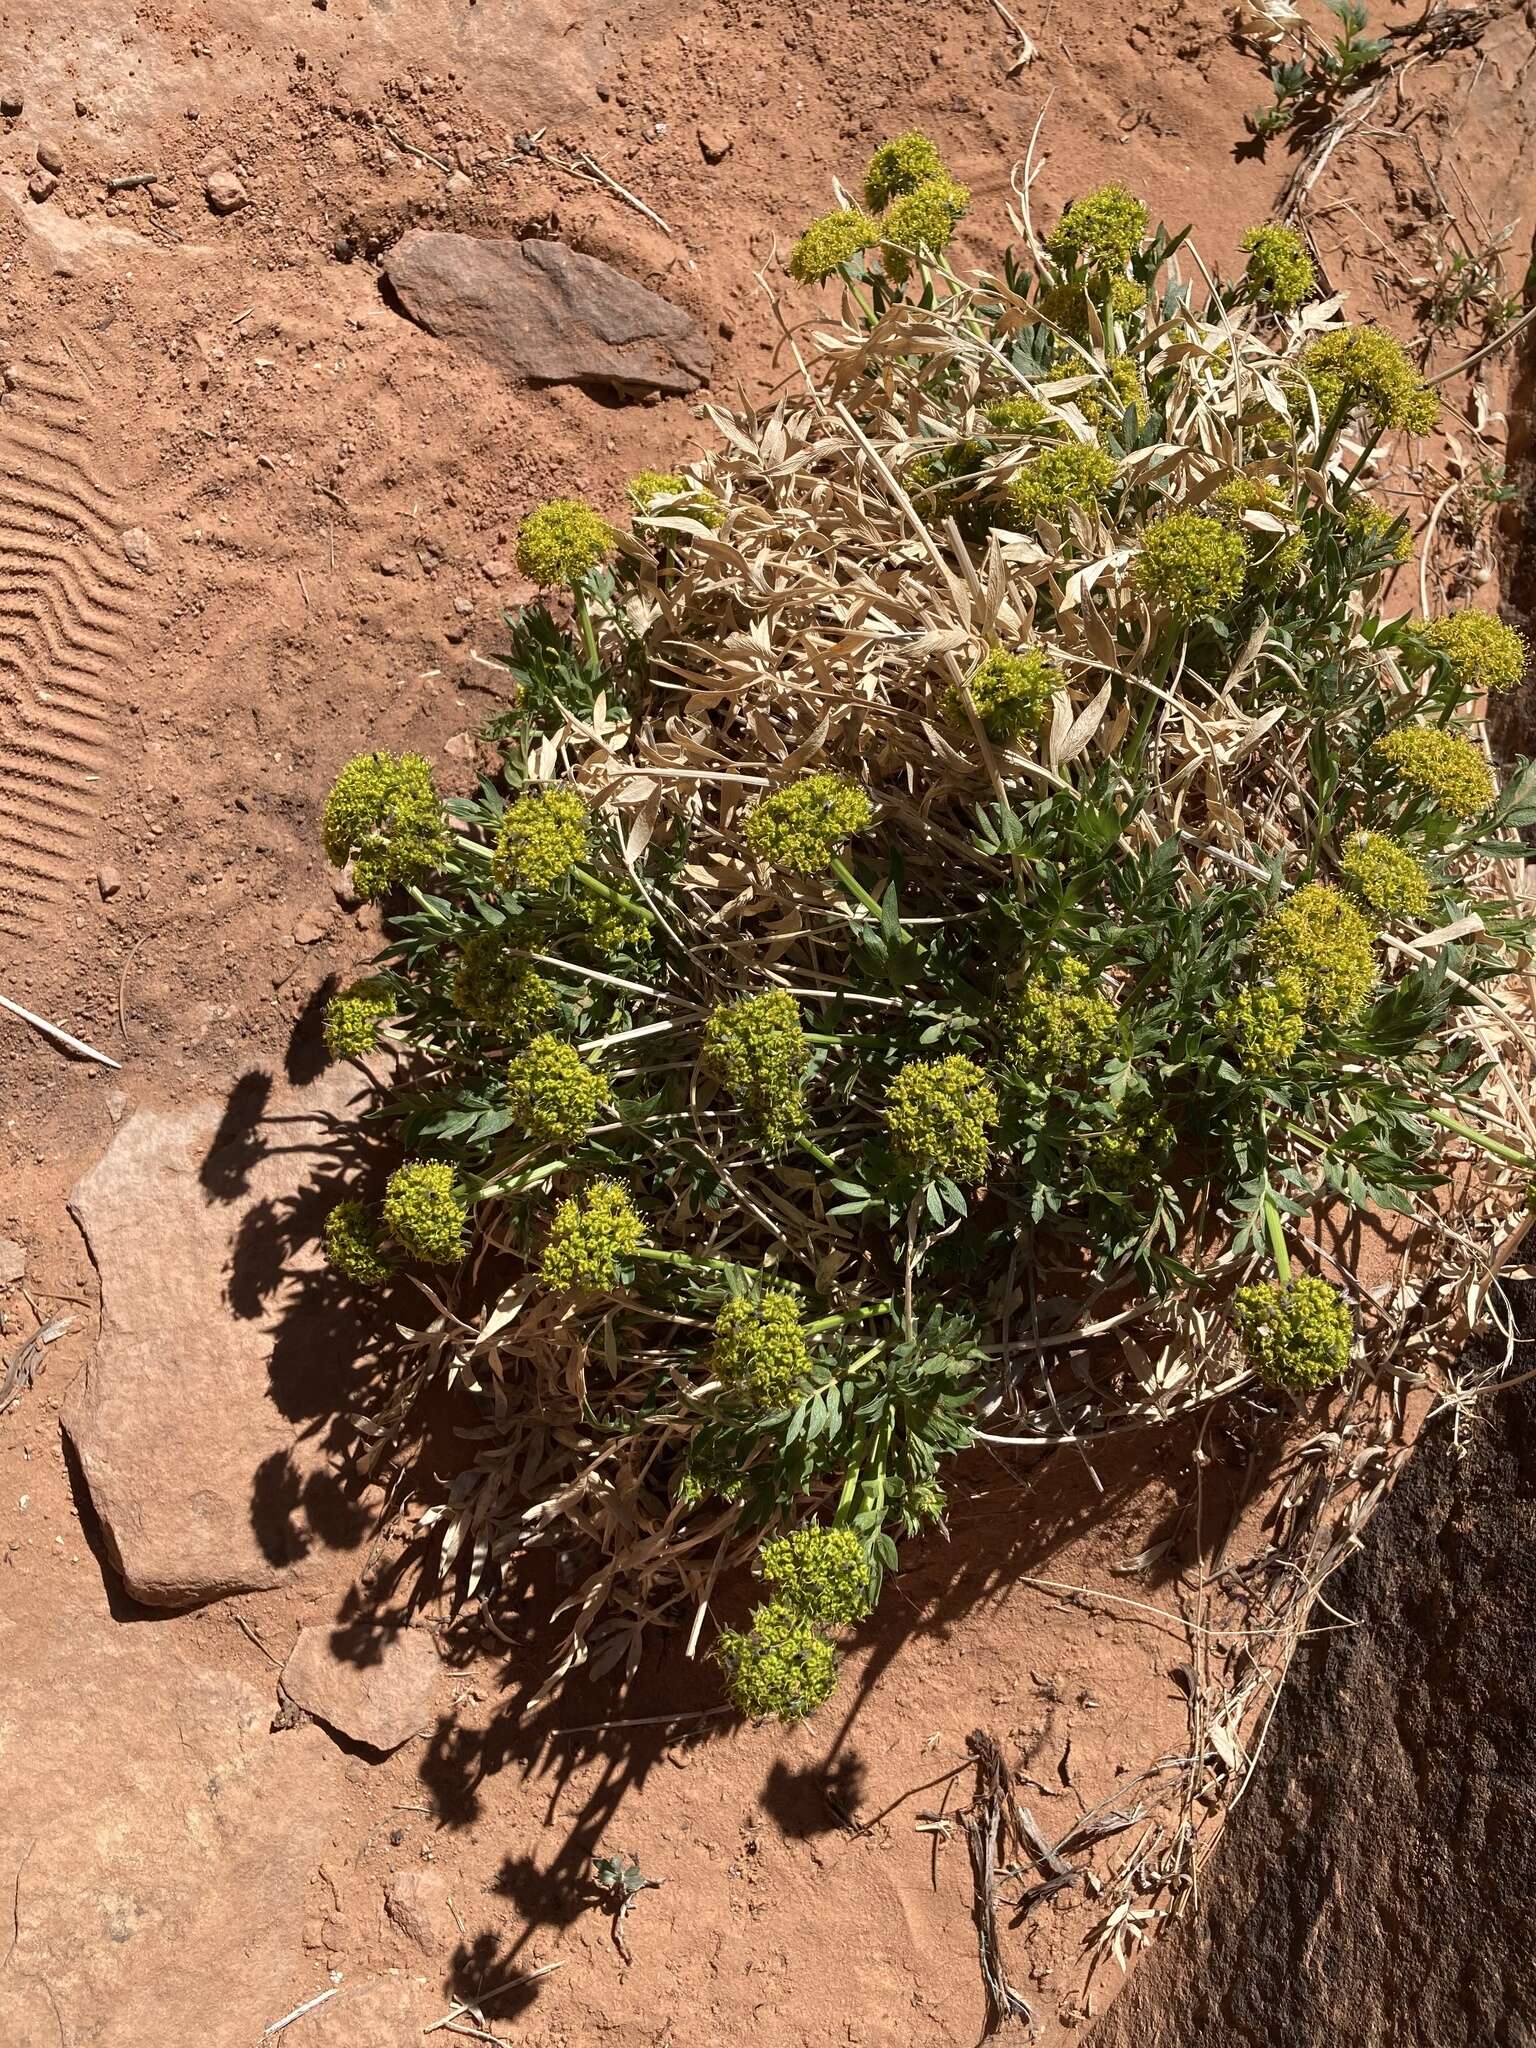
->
[3,2,1534,2042]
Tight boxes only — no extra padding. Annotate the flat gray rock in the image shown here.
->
[64,1069,365,1607]
[384,231,711,397]
[280,1621,440,1755]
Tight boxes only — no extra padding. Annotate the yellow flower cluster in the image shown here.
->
[1001,956,1118,1082]
[947,647,1060,745]
[322,751,448,900]
[1301,326,1438,435]
[1374,726,1496,823]
[984,394,1048,435]
[1343,500,1412,566]
[1255,884,1376,1028]
[323,1199,395,1286]
[717,1601,838,1722]
[627,469,725,529]
[493,786,590,893]
[579,894,652,955]
[882,176,971,284]
[382,1161,467,1266]
[791,134,970,290]
[540,1177,645,1293]
[742,774,873,876]
[711,1288,814,1411]
[701,989,809,1149]
[863,131,948,210]
[1005,442,1117,528]
[1221,977,1306,1071]
[515,498,616,586]
[323,979,394,1060]
[1339,832,1430,921]
[1240,223,1316,312]
[788,208,881,283]
[1233,1276,1354,1392]
[1133,511,1248,622]
[759,1525,872,1626]
[1045,183,1148,272]
[504,1033,605,1144]
[1077,352,1145,432]
[1211,475,1304,583]
[884,1054,998,1183]
[1419,610,1527,698]
[453,933,559,1040]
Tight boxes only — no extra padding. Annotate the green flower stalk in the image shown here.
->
[1301,326,1439,435]
[1222,978,1307,1071]
[1132,511,1249,622]
[881,176,971,283]
[863,131,948,210]
[984,394,1049,436]
[1240,223,1316,312]
[1419,610,1528,698]
[493,786,591,892]
[382,1161,468,1266]
[504,1033,606,1145]
[717,1600,838,1722]
[1233,1276,1354,1392]
[759,1525,873,1626]
[1005,442,1117,528]
[540,1177,646,1293]
[1001,956,1118,1082]
[946,647,1060,745]
[515,498,617,586]
[322,751,449,900]
[711,1288,813,1410]
[323,978,394,1060]
[1045,183,1147,272]
[885,1054,999,1183]
[701,990,809,1149]
[1373,726,1496,823]
[788,208,881,284]
[742,774,873,876]
[323,1199,395,1286]
[1255,883,1376,1028]
[453,934,559,1040]
[1339,832,1431,921]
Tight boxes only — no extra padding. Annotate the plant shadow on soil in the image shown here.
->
[201,1020,1303,2017]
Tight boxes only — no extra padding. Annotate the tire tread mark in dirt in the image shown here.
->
[0,347,136,943]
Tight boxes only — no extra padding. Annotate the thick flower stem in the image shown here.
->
[1263,1191,1293,1287]
[827,857,921,951]
[1426,1106,1536,1171]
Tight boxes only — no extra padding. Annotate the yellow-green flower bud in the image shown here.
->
[504,1033,605,1144]
[1419,610,1528,698]
[788,208,881,284]
[493,786,590,893]
[881,176,970,283]
[863,131,948,210]
[742,774,873,876]
[1133,511,1249,622]
[382,1161,467,1266]
[1001,956,1118,1082]
[1301,326,1438,434]
[717,1599,838,1722]
[540,1176,645,1293]
[1254,883,1376,1027]
[885,1054,998,1183]
[711,1288,813,1410]
[323,1199,395,1286]
[453,933,559,1041]
[984,394,1049,436]
[1339,832,1431,921]
[946,647,1059,745]
[322,751,448,900]
[1234,1276,1353,1392]
[701,990,809,1149]
[760,1525,873,1626]
[1373,726,1496,823]
[1221,976,1306,1071]
[1045,183,1148,272]
[323,978,394,1060]
[1240,223,1316,312]
[1005,442,1117,528]
[515,498,616,586]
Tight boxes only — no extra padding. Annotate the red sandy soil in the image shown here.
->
[2,3,1534,2043]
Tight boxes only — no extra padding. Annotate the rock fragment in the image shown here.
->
[279,1623,440,1754]
[205,168,248,214]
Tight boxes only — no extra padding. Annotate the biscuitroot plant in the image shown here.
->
[315,133,1536,1721]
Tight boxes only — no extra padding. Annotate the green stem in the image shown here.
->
[1426,1106,1535,1170]
[572,865,648,917]
[828,856,921,951]
[1262,1191,1292,1287]
[797,1135,840,1172]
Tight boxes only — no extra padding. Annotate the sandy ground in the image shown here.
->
[2,1,1535,2042]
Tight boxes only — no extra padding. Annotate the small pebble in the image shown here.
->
[205,168,248,214]
[0,92,23,119]
[27,169,57,204]
[149,186,179,210]
[697,123,732,164]
[36,141,63,173]
[97,865,122,900]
